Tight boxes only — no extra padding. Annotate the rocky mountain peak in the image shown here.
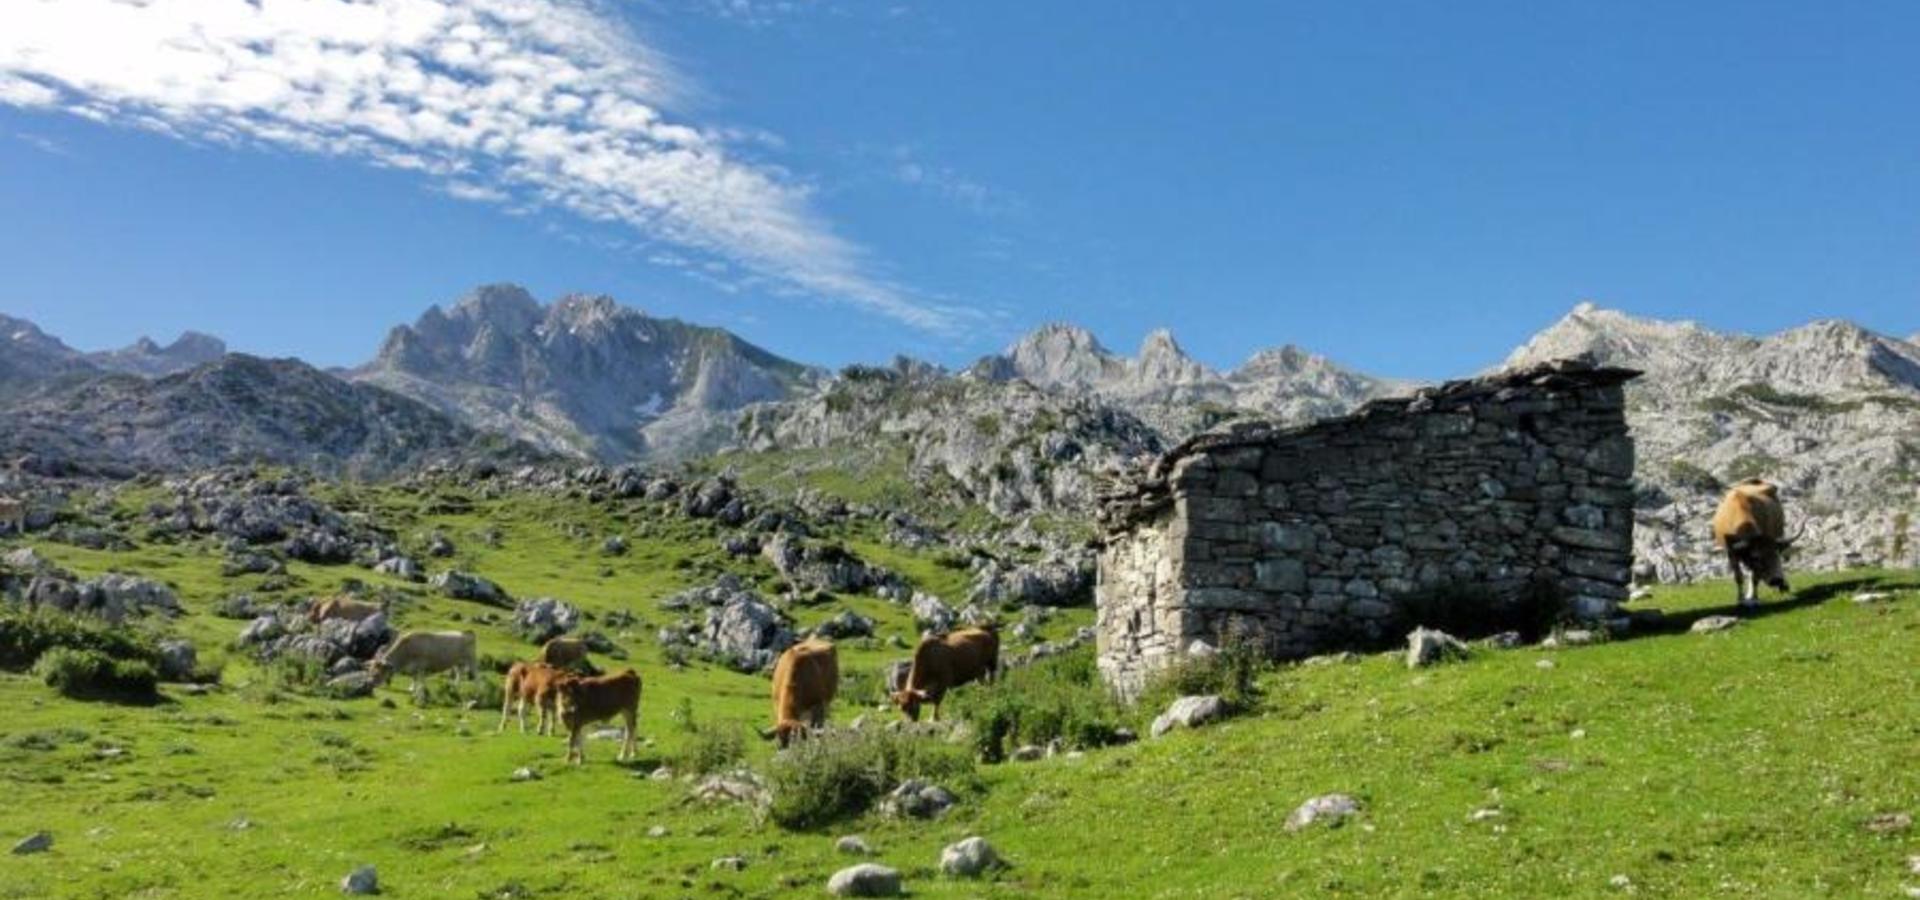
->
[91,330,229,377]
[448,283,543,331]
[1133,328,1212,385]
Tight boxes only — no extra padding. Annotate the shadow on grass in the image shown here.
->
[1635,572,1920,637]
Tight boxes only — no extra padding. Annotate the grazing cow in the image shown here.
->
[498,661,565,735]
[552,668,641,765]
[0,497,23,535]
[766,638,838,749]
[892,626,998,722]
[538,636,590,670]
[1712,478,1801,606]
[369,630,477,697]
[307,595,383,625]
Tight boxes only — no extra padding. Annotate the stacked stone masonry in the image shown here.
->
[1094,359,1640,697]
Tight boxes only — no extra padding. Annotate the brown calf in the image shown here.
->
[553,668,641,765]
[498,661,565,735]
[892,626,998,722]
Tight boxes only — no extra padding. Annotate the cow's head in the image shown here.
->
[366,658,392,685]
[760,719,804,748]
[891,688,930,722]
[1729,532,1794,593]
[552,678,585,726]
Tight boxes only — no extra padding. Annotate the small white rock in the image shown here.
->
[1690,615,1741,634]
[1284,793,1361,831]
[827,863,902,897]
[711,856,747,871]
[835,835,873,855]
[509,767,541,782]
[939,836,1003,878]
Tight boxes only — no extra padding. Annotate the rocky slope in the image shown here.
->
[737,358,1164,518]
[0,354,544,477]
[355,285,823,462]
[1506,303,1920,580]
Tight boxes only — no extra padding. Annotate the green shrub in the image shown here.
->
[676,718,748,775]
[765,727,975,829]
[1134,631,1267,719]
[0,609,159,671]
[33,647,159,702]
[945,648,1127,762]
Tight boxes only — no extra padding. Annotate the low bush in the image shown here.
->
[1134,631,1266,719]
[765,727,975,829]
[0,609,159,671]
[34,647,159,702]
[945,648,1127,762]
[676,718,748,775]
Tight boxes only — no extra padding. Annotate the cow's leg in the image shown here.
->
[568,727,585,765]
[1726,552,1747,606]
[498,690,513,733]
[621,708,637,761]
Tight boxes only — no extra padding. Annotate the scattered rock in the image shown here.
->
[1608,874,1633,891]
[813,610,876,640]
[827,863,902,897]
[646,825,669,838]
[324,672,376,699]
[1150,695,1227,738]
[1542,628,1601,648]
[939,836,1003,878]
[1284,793,1361,831]
[880,779,956,819]
[1690,615,1741,634]
[710,856,747,871]
[1536,658,1556,670]
[340,864,379,895]
[698,596,795,672]
[511,597,581,643]
[156,639,198,681]
[690,771,769,807]
[431,570,508,606]
[1866,812,1913,834]
[602,535,628,556]
[1406,627,1471,668]
[1009,744,1045,762]
[373,556,422,582]
[910,592,957,632]
[1853,591,1893,604]
[10,831,51,855]
[510,767,542,783]
[835,835,873,856]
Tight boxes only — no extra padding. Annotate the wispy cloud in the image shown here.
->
[0,0,958,331]
[886,145,1024,217]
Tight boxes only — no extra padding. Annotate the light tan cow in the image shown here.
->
[1711,478,1801,605]
[538,636,590,670]
[307,595,383,625]
[0,497,24,535]
[369,630,477,698]
[892,626,999,722]
[766,638,838,748]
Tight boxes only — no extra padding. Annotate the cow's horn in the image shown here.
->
[1779,522,1807,548]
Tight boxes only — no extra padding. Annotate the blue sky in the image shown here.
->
[1,1,1916,379]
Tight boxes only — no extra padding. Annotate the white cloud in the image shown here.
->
[0,0,957,331]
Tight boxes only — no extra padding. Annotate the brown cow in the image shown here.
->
[307,595,383,625]
[538,636,590,670]
[553,668,641,764]
[767,638,838,749]
[0,497,23,535]
[1712,478,1801,606]
[892,626,999,722]
[498,661,565,735]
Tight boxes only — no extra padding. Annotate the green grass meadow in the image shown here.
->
[1,489,1917,898]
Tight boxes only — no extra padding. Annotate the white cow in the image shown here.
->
[370,630,478,699]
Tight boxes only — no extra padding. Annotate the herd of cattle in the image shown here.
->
[287,479,1801,764]
[300,590,1008,764]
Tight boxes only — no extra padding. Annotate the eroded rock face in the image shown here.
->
[698,596,795,672]
[511,597,580,643]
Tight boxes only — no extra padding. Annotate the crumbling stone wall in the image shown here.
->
[1095,360,1639,696]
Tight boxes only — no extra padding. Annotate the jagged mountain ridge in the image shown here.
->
[965,322,1403,435]
[0,313,225,394]
[0,354,546,477]
[1506,302,1920,579]
[354,284,825,461]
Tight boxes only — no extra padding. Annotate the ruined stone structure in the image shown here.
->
[1094,359,1640,696]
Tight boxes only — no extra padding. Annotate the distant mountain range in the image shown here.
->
[1,313,225,395]
[2,289,1916,581]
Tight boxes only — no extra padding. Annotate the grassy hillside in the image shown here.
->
[1,490,1916,897]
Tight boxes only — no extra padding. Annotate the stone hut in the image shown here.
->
[1094,359,1640,696]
